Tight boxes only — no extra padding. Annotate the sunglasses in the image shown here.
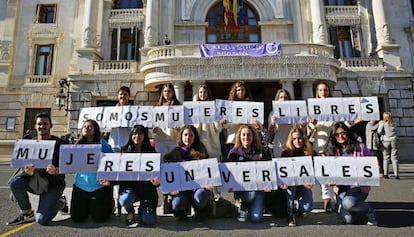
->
[334,132,347,138]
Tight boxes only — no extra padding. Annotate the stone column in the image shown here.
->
[174,82,185,102]
[310,0,328,44]
[82,0,97,48]
[281,80,295,99]
[144,0,159,46]
[301,81,314,99]
[372,0,391,45]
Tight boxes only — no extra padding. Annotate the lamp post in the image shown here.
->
[55,78,70,114]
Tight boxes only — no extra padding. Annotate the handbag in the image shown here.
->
[28,169,49,195]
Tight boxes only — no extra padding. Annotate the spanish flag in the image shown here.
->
[223,0,230,30]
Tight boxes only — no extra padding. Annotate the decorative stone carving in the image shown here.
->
[0,41,11,60]
[83,26,97,47]
[144,26,153,46]
[182,0,195,20]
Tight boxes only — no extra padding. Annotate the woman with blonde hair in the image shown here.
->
[378,112,399,179]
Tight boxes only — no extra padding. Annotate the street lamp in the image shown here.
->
[55,78,70,113]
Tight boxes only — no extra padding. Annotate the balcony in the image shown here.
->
[93,60,139,74]
[325,6,360,26]
[140,44,341,90]
[339,58,385,71]
[108,9,145,29]
[24,75,52,85]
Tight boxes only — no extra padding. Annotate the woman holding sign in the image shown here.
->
[327,122,378,225]
[153,83,181,158]
[119,125,160,226]
[308,81,335,212]
[281,128,315,227]
[70,119,115,223]
[163,125,212,222]
[220,81,254,159]
[226,124,270,223]
[193,84,221,160]
[268,88,294,157]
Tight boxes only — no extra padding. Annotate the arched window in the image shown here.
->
[205,1,260,43]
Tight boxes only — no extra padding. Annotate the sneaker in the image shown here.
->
[383,175,389,179]
[237,210,247,222]
[287,215,296,227]
[395,176,400,180]
[367,213,378,226]
[6,211,35,225]
[126,212,135,225]
[60,196,69,214]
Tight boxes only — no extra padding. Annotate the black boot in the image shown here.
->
[287,208,296,227]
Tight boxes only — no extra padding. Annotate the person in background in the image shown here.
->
[118,125,160,226]
[70,119,114,222]
[365,120,384,177]
[108,86,132,152]
[153,83,181,158]
[7,112,67,226]
[280,127,314,227]
[326,122,378,225]
[226,124,270,223]
[163,125,212,222]
[378,112,399,179]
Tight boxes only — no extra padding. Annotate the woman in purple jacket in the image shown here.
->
[326,122,378,225]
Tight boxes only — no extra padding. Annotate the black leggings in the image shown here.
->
[70,184,114,222]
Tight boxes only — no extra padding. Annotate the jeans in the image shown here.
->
[337,189,374,224]
[238,191,264,223]
[119,189,157,225]
[171,189,209,211]
[9,175,64,225]
[286,186,313,212]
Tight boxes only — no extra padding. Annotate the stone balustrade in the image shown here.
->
[339,57,384,70]
[325,6,360,25]
[93,60,139,73]
[25,75,51,85]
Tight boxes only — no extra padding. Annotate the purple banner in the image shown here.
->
[200,42,282,57]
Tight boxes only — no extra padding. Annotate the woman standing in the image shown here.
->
[281,128,314,227]
[153,83,181,158]
[119,125,160,225]
[70,119,114,222]
[268,88,294,157]
[163,125,212,221]
[378,112,399,179]
[226,124,270,223]
[327,122,377,225]
[193,84,221,159]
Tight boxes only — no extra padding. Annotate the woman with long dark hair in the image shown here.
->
[326,122,378,225]
[118,125,159,225]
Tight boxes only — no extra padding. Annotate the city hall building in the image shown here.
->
[0,0,413,162]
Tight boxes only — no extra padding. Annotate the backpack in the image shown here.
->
[209,195,238,218]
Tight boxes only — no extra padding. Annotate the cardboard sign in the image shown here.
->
[160,158,222,193]
[271,100,308,124]
[11,139,56,168]
[217,161,278,192]
[96,153,161,181]
[59,144,101,173]
[313,156,380,186]
[273,157,315,186]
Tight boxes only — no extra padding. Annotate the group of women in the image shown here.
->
[68,80,399,227]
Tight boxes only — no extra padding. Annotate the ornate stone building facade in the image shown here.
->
[0,0,413,162]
